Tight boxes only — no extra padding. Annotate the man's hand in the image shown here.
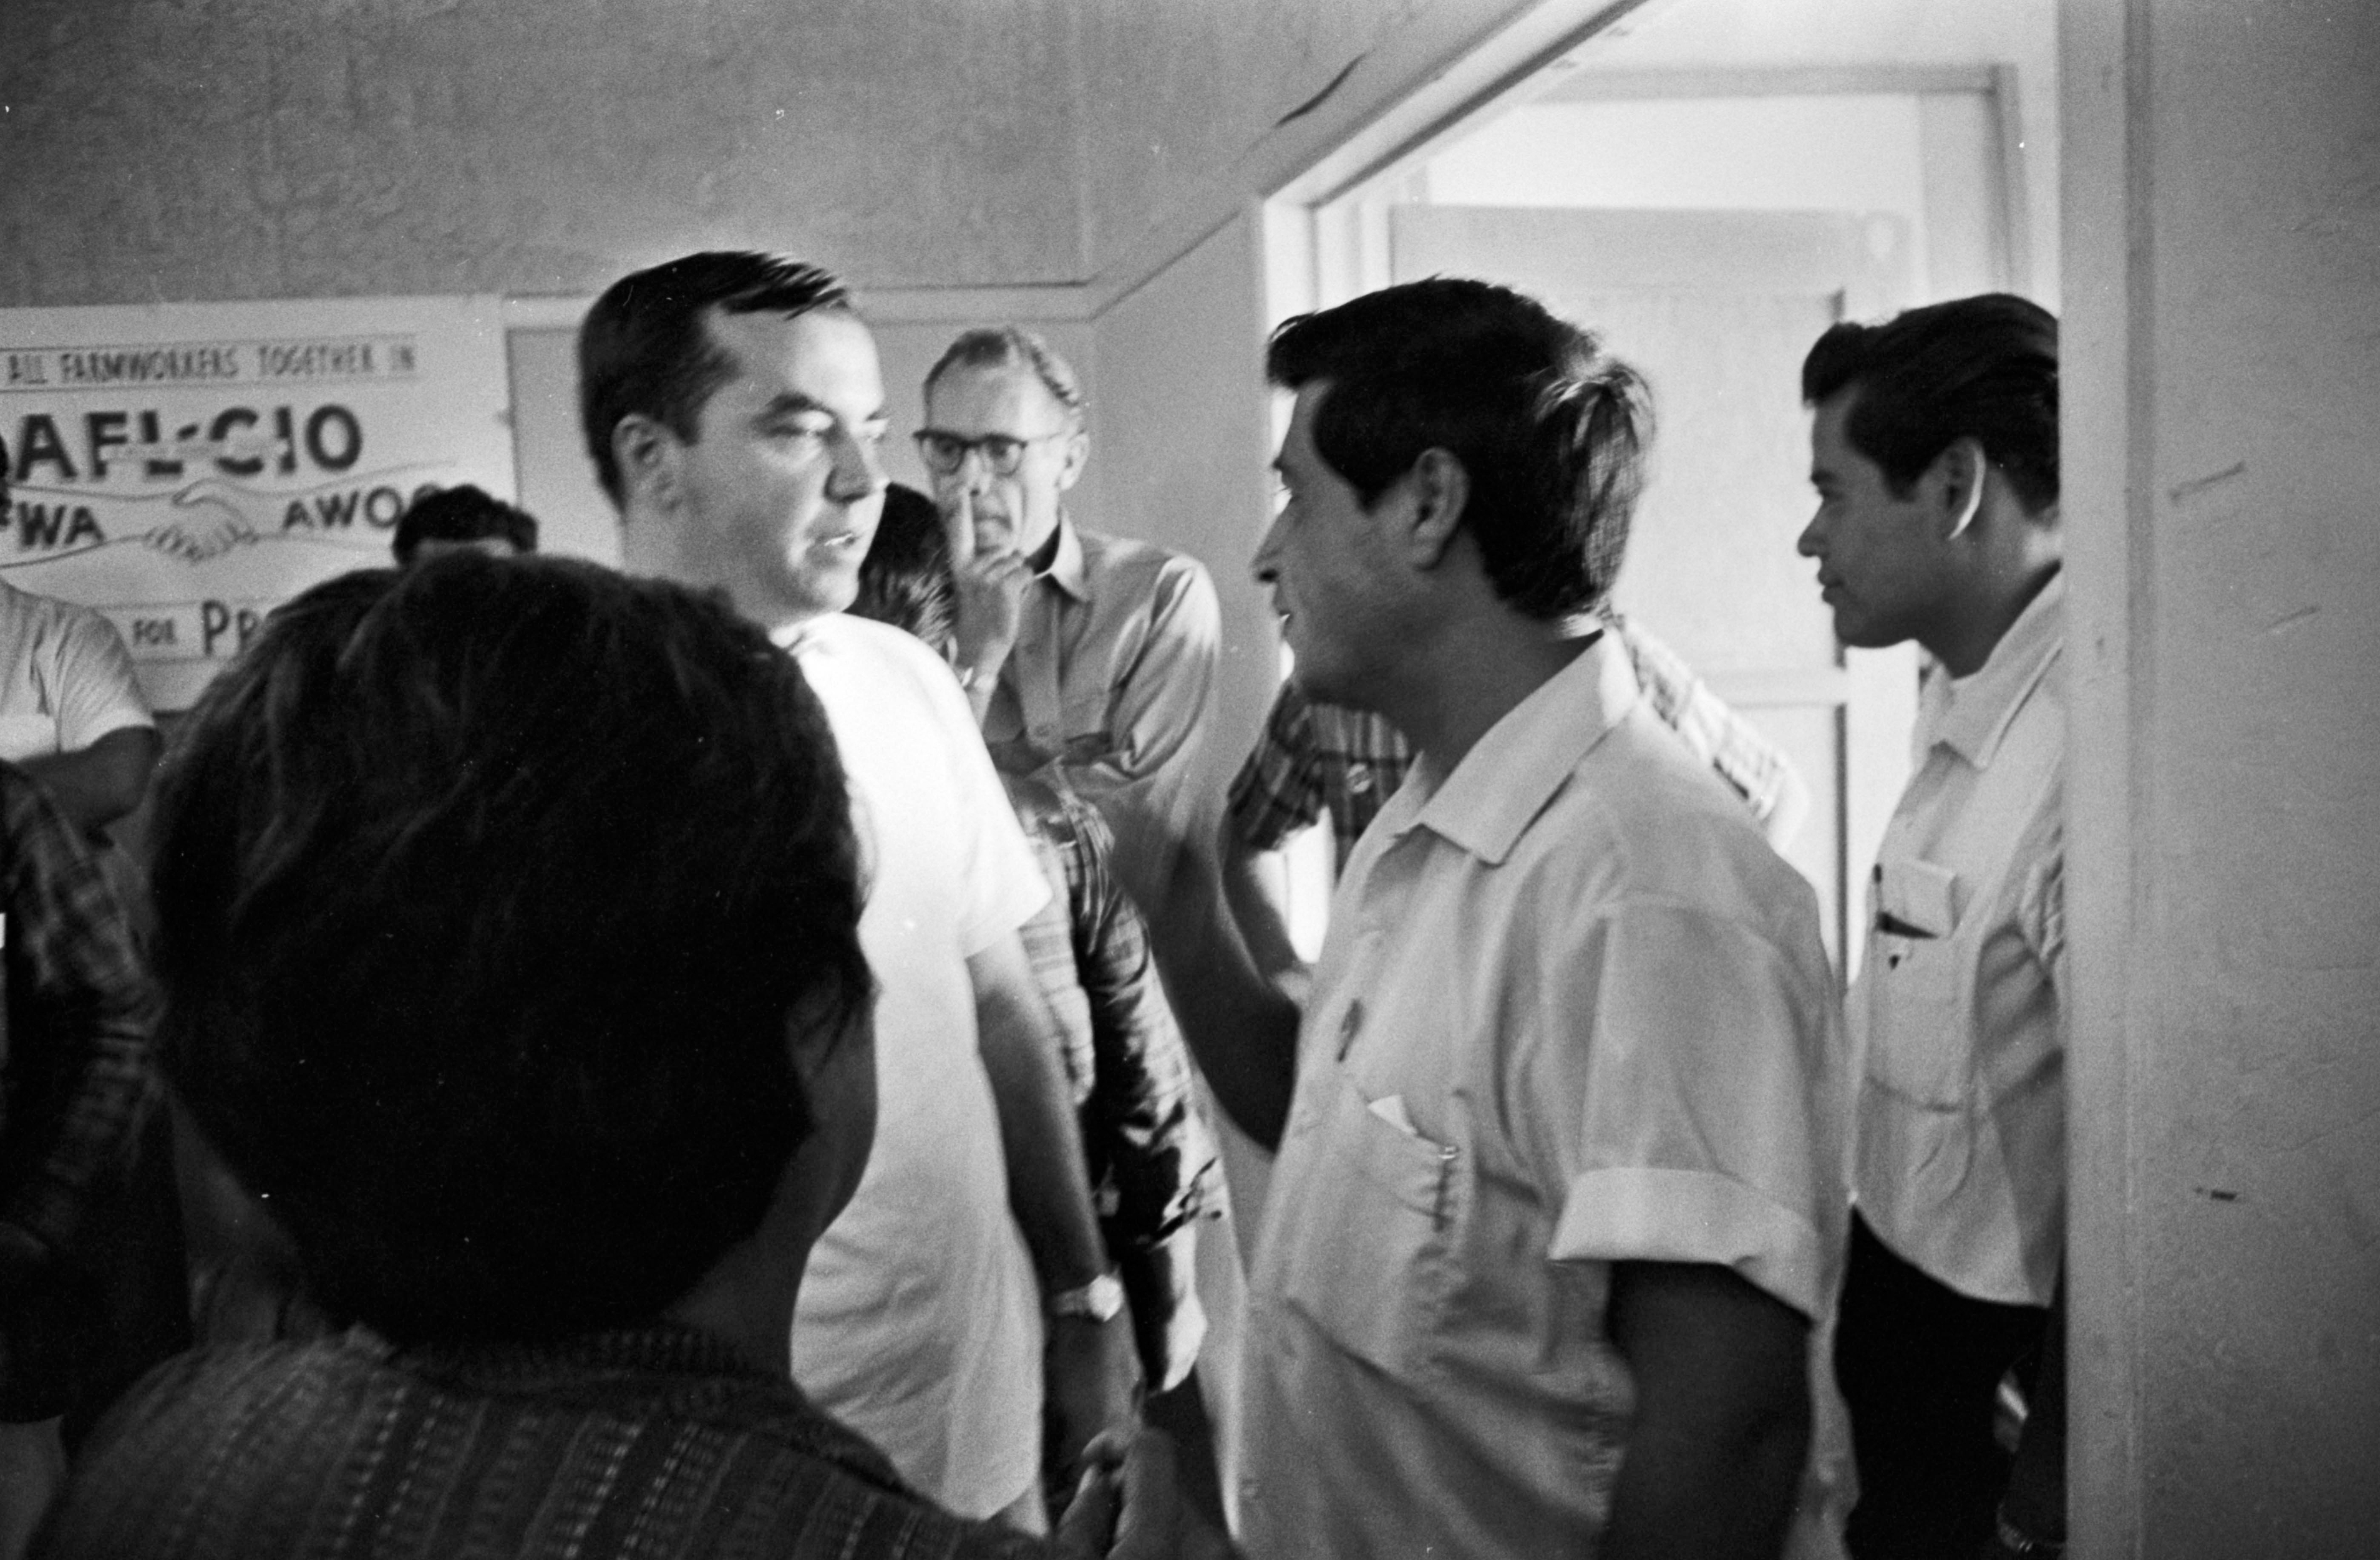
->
[941,488,1032,694]
[1054,1427,1187,1560]
[1046,1311,1141,1496]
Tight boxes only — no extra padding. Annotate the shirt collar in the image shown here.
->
[1034,513,1090,603]
[1387,632,1637,866]
[770,616,824,655]
[1925,568,2065,767]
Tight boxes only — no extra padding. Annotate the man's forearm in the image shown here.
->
[969,936,1113,1288]
[1602,1388,1807,1560]
[1218,826,1306,989]
[1603,1261,1811,1560]
[1140,835,1299,1151]
[17,727,162,833]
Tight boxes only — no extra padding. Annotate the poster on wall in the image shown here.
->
[0,296,513,710]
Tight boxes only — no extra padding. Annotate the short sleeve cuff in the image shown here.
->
[961,860,1053,958]
[1553,1166,1830,1321]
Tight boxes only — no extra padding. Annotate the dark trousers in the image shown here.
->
[1835,1213,2047,1560]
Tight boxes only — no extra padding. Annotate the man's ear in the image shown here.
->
[612,413,684,515]
[1401,447,1471,568]
[1055,427,1089,493]
[1931,436,1988,540]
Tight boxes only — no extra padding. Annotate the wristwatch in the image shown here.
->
[1047,1271,1126,1324]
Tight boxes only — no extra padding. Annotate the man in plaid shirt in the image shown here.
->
[0,762,163,1558]
[1008,767,1221,1398]
[1223,616,1810,974]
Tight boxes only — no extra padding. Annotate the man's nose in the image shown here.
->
[1250,515,1282,584]
[828,429,885,501]
[957,447,997,493]
[1795,510,1824,558]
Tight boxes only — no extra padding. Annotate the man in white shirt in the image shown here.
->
[0,441,159,836]
[577,252,1133,1531]
[1797,293,2065,1560]
[1164,277,1850,1560]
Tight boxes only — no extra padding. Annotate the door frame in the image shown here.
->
[1256,59,2032,972]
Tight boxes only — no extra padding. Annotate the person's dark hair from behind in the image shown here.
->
[1801,291,2060,514]
[849,482,956,657]
[391,485,540,565]
[147,556,872,1347]
[1265,276,1653,621]
[578,250,853,505]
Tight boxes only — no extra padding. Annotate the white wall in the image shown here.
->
[1578,0,2059,303]
[1089,214,1278,819]
[1426,95,1926,211]
[2064,1,2380,1552]
[1416,96,1947,296]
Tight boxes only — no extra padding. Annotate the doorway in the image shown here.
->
[1258,16,2051,975]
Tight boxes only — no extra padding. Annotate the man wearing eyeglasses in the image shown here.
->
[916,329,1221,912]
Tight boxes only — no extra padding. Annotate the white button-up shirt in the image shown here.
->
[1240,635,1852,1560]
[0,577,152,764]
[1852,573,2066,1307]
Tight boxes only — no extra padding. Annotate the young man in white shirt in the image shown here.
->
[1797,293,2065,1560]
[1162,277,1851,1560]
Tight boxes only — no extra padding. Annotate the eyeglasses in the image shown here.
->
[913,429,1068,478]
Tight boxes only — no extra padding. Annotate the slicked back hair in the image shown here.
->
[580,251,853,505]
[1801,292,2059,515]
[923,326,1087,430]
[1266,278,1652,621]
[150,556,871,1345]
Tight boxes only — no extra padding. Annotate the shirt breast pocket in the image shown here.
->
[1057,688,1117,751]
[1271,1068,1459,1381]
[1866,856,1971,1109]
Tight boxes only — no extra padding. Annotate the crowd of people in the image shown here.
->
[0,250,2064,1560]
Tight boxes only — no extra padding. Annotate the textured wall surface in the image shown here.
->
[2065,0,2380,1550]
[0,0,1527,306]
[1077,0,1432,273]
[0,0,1086,305]
[2134,1,2380,1546]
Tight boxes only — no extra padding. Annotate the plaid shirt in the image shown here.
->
[1009,769,1221,1388]
[1011,771,1220,1249]
[1228,616,1802,870]
[0,762,158,1258]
